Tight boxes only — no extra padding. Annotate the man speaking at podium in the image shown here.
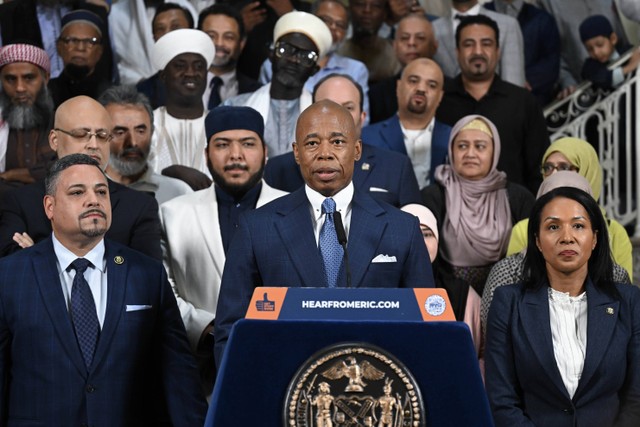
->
[214,100,435,364]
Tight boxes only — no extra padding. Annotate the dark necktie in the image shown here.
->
[69,258,100,369]
[455,14,466,20]
[208,76,223,109]
[319,198,343,288]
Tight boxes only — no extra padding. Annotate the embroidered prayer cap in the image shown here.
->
[151,28,215,71]
[61,9,105,38]
[460,117,493,139]
[205,106,265,143]
[579,15,614,43]
[273,11,333,59]
[0,43,50,74]
[401,204,439,242]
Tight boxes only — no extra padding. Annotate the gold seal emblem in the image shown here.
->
[114,256,124,265]
[284,343,425,427]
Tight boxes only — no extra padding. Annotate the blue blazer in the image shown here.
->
[214,188,435,363]
[0,238,207,426]
[485,280,640,427]
[360,116,451,187]
[263,143,421,207]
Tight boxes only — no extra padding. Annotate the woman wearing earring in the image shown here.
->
[485,186,640,427]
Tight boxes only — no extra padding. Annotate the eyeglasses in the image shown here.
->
[274,41,319,67]
[317,15,348,31]
[54,128,112,143]
[58,37,101,48]
[541,162,579,176]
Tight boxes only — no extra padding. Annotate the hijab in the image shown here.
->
[542,137,603,201]
[434,114,511,267]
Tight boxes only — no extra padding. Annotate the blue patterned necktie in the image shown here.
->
[319,198,343,288]
[69,258,100,369]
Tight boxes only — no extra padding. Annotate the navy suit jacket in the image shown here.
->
[214,187,435,363]
[0,179,162,259]
[263,144,421,207]
[0,238,207,426]
[486,280,640,427]
[360,116,452,188]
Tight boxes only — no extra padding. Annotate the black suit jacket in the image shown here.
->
[368,71,401,124]
[0,179,162,259]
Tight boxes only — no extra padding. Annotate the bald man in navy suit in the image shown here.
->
[214,100,435,365]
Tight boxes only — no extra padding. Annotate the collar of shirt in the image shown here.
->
[204,70,238,106]
[305,181,354,244]
[451,3,482,31]
[52,233,106,275]
[493,0,523,18]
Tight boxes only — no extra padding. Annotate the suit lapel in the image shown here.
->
[195,187,226,277]
[274,189,326,286]
[91,241,127,370]
[347,193,387,287]
[438,20,457,74]
[33,238,87,376]
[575,279,619,397]
[381,117,408,155]
[519,284,570,398]
[353,145,376,191]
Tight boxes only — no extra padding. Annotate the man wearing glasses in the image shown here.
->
[48,10,112,109]
[0,95,162,260]
[223,10,332,157]
[258,0,371,125]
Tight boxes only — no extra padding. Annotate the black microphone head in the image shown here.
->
[333,211,348,246]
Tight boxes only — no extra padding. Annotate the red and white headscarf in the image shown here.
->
[0,43,50,75]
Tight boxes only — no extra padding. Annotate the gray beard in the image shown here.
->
[0,86,54,130]
[109,156,148,177]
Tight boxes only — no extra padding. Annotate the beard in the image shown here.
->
[0,85,54,130]
[64,63,93,80]
[209,161,265,200]
[109,147,149,177]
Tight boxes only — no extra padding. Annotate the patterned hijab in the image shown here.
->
[434,115,511,267]
[542,137,603,201]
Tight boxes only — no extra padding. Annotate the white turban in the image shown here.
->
[151,29,215,71]
[273,11,333,59]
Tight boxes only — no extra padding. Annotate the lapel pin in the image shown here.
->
[114,256,124,265]
[361,162,370,171]
[606,307,614,315]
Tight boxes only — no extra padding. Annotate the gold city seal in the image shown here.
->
[284,343,425,427]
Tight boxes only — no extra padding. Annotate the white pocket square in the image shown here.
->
[369,187,388,193]
[126,304,153,312]
[372,254,397,263]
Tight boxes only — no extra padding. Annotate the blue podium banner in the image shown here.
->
[245,287,455,321]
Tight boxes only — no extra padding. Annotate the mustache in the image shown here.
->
[215,46,231,55]
[80,209,107,220]
[224,163,249,172]
[469,55,487,62]
[118,147,146,158]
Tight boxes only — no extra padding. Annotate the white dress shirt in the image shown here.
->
[305,182,355,245]
[548,286,588,398]
[52,234,108,327]
[400,118,435,186]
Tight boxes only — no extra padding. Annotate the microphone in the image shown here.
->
[333,211,352,288]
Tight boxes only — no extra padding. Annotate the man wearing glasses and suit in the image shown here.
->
[0,95,162,259]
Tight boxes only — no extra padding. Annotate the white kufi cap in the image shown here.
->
[273,11,333,59]
[151,28,215,71]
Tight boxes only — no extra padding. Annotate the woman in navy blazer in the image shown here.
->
[485,187,640,427]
